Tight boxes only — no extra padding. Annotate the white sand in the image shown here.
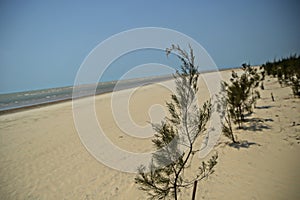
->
[0,70,299,199]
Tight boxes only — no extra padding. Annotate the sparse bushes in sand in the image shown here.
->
[262,54,300,97]
[220,64,262,129]
[217,64,263,144]
[135,45,218,200]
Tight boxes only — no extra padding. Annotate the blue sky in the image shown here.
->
[0,0,299,93]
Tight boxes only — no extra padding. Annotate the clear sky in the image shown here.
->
[0,0,299,93]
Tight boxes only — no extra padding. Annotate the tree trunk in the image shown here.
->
[174,183,178,200]
[192,180,198,200]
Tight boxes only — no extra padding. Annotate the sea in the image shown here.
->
[0,66,238,114]
[0,75,173,113]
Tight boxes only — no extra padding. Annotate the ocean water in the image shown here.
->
[0,75,172,113]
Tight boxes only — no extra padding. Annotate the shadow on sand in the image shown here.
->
[228,140,261,149]
[241,117,273,131]
[255,105,273,109]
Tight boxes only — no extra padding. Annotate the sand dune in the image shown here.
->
[0,70,299,199]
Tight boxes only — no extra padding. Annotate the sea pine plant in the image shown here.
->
[217,83,238,144]
[135,45,218,200]
[221,64,261,129]
[262,54,300,97]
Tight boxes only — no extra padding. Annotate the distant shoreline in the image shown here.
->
[0,66,242,115]
[0,75,173,115]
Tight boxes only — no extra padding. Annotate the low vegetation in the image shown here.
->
[135,45,298,199]
[262,54,300,97]
[218,64,263,143]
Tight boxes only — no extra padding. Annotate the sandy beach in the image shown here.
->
[0,69,299,200]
